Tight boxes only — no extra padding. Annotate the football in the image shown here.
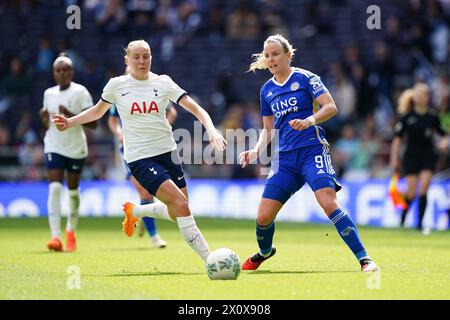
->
[206,248,241,280]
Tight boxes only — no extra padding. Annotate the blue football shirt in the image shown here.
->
[260,67,329,151]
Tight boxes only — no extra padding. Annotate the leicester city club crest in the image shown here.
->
[290,82,299,91]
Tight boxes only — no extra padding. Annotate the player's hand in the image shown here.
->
[51,114,71,131]
[208,130,227,151]
[390,159,400,174]
[438,138,449,153]
[289,118,312,131]
[239,149,257,168]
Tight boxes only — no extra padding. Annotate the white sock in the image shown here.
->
[177,215,210,261]
[47,182,62,238]
[133,202,174,222]
[66,189,80,232]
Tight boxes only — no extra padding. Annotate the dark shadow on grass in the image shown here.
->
[31,251,70,254]
[29,246,164,254]
[103,247,164,252]
[85,271,203,277]
[247,270,358,275]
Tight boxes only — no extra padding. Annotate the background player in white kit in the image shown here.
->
[39,55,96,252]
[52,40,227,263]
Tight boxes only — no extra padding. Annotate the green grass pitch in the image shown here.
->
[0,217,449,300]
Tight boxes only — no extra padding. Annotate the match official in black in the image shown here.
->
[390,83,449,233]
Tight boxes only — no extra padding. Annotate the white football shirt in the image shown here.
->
[43,82,93,159]
[101,72,186,163]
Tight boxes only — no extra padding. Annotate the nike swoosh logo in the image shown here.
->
[188,235,199,244]
[121,92,130,96]
[177,176,184,180]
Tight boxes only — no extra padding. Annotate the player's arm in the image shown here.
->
[254,116,275,153]
[107,115,121,136]
[178,95,226,151]
[52,100,111,131]
[390,136,402,173]
[437,135,449,153]
[59,105,97,129]
[39,107,50,129]
[166,105,178,125]
[107,115,123,144]
[289,92,337,130]
[390,117,406,173]
[240,116,275,168]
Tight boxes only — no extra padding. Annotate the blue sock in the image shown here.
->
[141,199,157,237]
[256,221,275,256]
[329,208,367,261]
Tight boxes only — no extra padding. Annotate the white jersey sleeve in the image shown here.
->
[161,75,187,104]
[43,88,49,109]
[101,78,118,104]
[79,86,94,110]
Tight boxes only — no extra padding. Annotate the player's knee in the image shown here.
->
[318,197,338,214]
[172,198,190,217]
[49,181,62,196]
[256,212,275,227]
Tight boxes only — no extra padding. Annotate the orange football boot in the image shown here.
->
[122,202,139,237]
[47,237,63,252]
[242,247,276,270]
[65,230,76,252]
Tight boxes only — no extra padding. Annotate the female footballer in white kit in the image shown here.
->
[52,40,227,262]
[40,55,96,252]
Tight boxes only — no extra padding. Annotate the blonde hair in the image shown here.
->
[248,34,296,73]
[124,40,151,57]
[397,89,414,115]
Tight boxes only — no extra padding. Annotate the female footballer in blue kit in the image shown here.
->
[240,35,378,272]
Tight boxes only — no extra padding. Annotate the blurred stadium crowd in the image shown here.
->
[0,0,449,181]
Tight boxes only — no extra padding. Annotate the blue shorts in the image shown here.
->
[45,153,85,173]
[262,144,342,204]
[127,150,187,196]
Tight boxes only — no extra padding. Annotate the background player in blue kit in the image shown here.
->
[239,34,378,272]
[108,102,178,248]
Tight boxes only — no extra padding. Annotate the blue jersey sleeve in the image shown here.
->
[260,87,273,116]
[305,74,328,99]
